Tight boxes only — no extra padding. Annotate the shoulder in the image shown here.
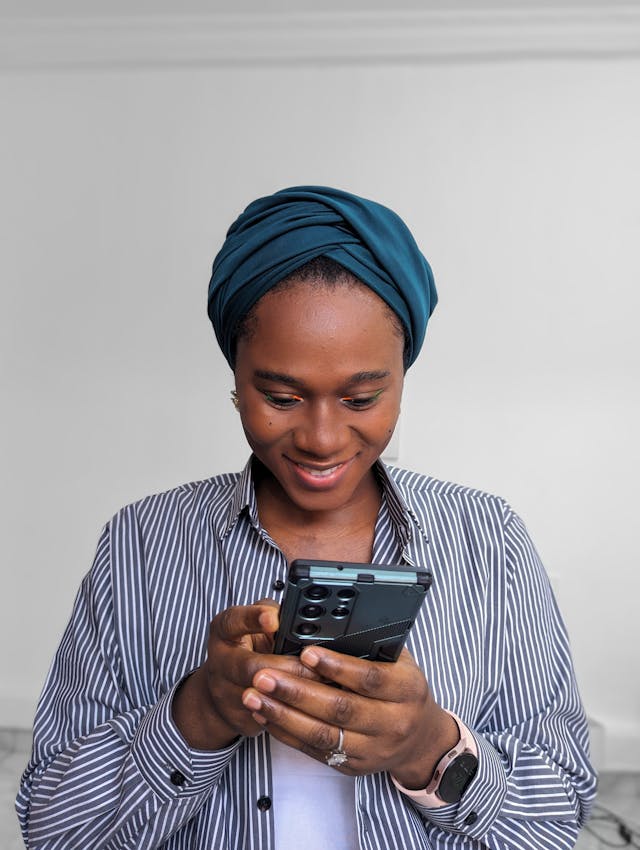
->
[106,470,242,534]
[385,464,515,527]
[387,464,508,506]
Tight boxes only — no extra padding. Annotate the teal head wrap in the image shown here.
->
[207,186,437,368]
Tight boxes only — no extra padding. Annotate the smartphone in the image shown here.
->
[273,558,432,662]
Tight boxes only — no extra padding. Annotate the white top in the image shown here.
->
[270,735,359,850]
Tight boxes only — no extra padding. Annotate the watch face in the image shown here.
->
[437,753,479,804]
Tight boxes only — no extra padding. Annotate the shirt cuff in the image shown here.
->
[405,727,509,839]
[129,679,242,801]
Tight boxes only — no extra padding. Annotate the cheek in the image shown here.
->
[360,413,399,449]
[241,411,282,448]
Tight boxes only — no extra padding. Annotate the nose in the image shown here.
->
[292,400,350,459]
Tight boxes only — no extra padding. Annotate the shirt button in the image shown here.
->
[170,769,186,786]
[464,812,478,826]
[272,579,285,591]
[257,795,272,811]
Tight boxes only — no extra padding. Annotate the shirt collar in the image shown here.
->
[372,460,416,548]
[219,455,417,548]
[220,456,261,538]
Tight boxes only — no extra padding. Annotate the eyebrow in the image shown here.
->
[345,370,391,386]
[253,369,390,388]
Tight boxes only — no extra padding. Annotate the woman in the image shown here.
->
[17,187,596,849]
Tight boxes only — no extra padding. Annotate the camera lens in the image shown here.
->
[299,604,324,619]
[337,588,356,601]
[305,585,329,601]
[332,606,350,618]
[295,622,319,636]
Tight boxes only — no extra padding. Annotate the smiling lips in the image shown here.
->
[288,458,353,489]
[299,463,341,477]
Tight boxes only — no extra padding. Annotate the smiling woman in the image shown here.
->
[17,186,596,850]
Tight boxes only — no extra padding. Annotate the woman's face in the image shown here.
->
[234,280,405,516]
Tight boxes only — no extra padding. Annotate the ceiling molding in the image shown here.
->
[2,7,640,70]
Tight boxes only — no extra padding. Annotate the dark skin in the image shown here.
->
[173,279,458,789]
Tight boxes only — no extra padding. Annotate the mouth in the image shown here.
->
[286,457,353,489]
[295,462,342,478]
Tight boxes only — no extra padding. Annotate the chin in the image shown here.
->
[282,467,376,514]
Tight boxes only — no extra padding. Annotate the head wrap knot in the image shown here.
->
[207,185,437,368]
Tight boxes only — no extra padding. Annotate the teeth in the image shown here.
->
[299,464,340,477]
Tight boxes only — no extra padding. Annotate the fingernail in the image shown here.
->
[255,672,277,693]
[243,692,262,711]
[259,611,277,632]
[301,648,320,667]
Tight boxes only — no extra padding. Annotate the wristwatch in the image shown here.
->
[392,712,479,805]
[425,722,479,803]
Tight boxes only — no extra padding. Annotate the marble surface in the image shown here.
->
[2,728,638,848]
[1,729,31,850]
[576,772,640,849]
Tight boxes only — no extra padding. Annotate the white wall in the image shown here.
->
[1,14,639,769]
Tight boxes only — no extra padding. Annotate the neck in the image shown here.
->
[254,461,382,561]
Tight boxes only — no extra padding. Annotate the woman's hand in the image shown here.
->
[241,646,459,787]
[172,602,319,751]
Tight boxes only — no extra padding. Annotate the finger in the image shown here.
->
[242,688,364,770]
[213,603,279,645]
[254,598,280,636]
[262,722,360,776]
[297,646,414,700]
[248,668,366,732]
[253,632,276,654]
[256,597,280,611]
[218,642,325,694]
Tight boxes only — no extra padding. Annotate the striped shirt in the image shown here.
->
[16,459,596,849]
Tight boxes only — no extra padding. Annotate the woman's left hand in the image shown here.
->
[241,646,458,787]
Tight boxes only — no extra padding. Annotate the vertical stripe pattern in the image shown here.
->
[16,459,596,849]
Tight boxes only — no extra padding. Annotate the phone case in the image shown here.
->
[273,558,432,662]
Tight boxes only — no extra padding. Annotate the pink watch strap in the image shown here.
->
[391,712,478,808]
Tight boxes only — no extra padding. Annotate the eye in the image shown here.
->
[263,392,303,409]
[340,390,384,410]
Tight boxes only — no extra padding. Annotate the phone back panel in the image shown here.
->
[274,559,432,661]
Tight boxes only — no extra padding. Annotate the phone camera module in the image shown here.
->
[295,622,319,636]
[305,585,329,601]
[299,604,324,619]
[331,606,350,618]
[337,588,356,601]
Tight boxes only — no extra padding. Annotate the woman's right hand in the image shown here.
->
[172,602,316,750]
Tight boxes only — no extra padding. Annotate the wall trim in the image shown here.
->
[2,7,640,70]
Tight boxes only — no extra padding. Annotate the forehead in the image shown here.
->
[235,281,404,377]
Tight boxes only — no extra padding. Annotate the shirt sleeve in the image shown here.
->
[16,523,239,850]
[402,508,597,848]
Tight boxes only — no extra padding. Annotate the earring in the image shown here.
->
[230,390,240,410]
